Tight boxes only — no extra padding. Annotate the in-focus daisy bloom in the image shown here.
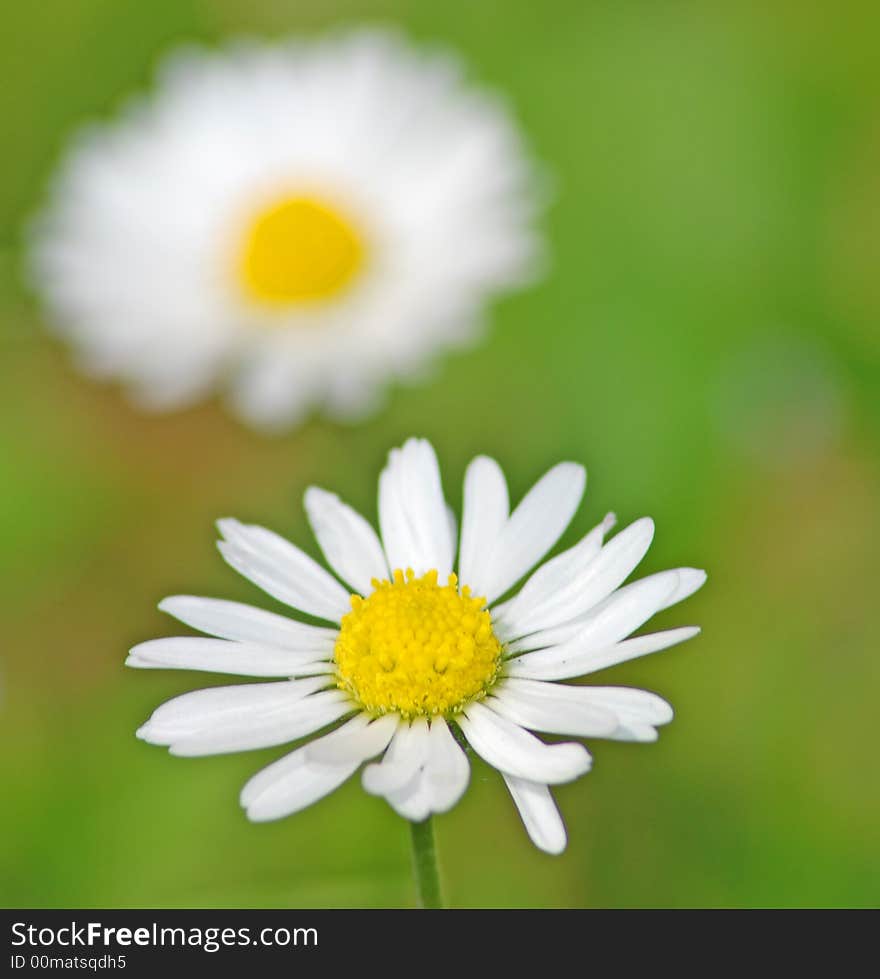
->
[130,439,705,855]
[28,32,543,430]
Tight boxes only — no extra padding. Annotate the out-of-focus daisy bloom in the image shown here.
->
[28,32,543,430]
[130,439,705,854]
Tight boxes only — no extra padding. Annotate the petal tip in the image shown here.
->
[303,485,332,509]
[216,517,241,539]
[157,595,189,615]
[539,837,567,856]
[559,461,587,490]
[636,515,656,538]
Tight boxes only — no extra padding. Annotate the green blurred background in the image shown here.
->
[1,0,878,908]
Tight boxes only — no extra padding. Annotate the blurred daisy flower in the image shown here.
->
[131,438,705,856]
[28,32,543,430]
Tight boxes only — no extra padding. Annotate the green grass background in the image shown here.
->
[1,0,878,908]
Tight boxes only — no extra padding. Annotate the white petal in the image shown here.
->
[504,617,590,653]
[137,682,349,756]
[496,514,616,635]
[503,571,684,681]
[497,516,652,639]
[137,677,328,737]
[486,594,516,621]
[502,774,567,855]
[306,712,398,764]
[488,678,620,737]
[164,692,351,757]
[457,455,509,597]
[446,505,458,566]
[385,764,434,822]
[303,487,389,596]
[362,717,430,796]
[126,637,333,677]
[423,717,470,813]
[158,595,337,651]
[458,701,591,784]
[574,686,673,741]
[241,713,388,822]
[481,462,586,604]
[217,518,351,622]
[378,466,418,577]
[506,565,706,654]
[581,686,674,724]
[659,568,707,610]
[242,757,358,823]
[495,683,674,743]
[604,722,659,742]
[240,712,370,808]
[402,439,456,577]
[365,716,470,819]
[507,626,701,681]
[378,439,453,578]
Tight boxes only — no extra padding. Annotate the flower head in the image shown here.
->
[28,32,543,430]
[130,438,705,853]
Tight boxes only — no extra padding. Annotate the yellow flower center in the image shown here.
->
[334,569,502,718]
[238,194,365,305]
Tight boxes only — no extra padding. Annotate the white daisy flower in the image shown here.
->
[28,31,543,430]
[130,438,705,855]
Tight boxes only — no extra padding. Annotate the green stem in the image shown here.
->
[409,816,443,908]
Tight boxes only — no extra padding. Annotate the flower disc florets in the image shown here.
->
[334,569,502,717]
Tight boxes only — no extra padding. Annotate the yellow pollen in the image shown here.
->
[334,569,502,718]
[238,195,364,305]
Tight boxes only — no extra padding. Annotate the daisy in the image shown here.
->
[131,437,705,880]
[28,31,543,430]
